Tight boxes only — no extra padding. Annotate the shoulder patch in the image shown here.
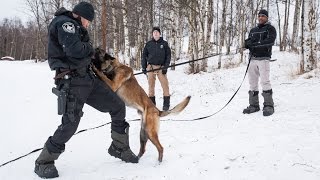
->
[62,22,75,33]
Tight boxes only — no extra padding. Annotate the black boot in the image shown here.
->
[163,96,170,111]
[34,146,60,179]
[149,96,156,105]
[262,89,274,116]
[243,91,260,114]
[108,124,139,163]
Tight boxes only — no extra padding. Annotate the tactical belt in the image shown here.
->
[54,65,93,80]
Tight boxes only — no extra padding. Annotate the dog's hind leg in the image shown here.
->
[138,127,148,158]
[145,113,163,162]
[148,129,163,162]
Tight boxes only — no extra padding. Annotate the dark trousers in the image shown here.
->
[46,72,127,153]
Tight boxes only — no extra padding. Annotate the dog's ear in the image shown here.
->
[104,53,116,61]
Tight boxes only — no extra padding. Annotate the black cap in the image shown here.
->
[152,27,161,34]
[73,2,95,22]
[258,9,268,17]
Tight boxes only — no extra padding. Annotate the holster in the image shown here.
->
[52,87,67,115]
[53,67,90,122]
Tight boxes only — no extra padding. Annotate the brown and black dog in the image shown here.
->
[92,48,190,162]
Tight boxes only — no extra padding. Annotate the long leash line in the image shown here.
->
[0,119,140,168]
[164,56,252,121]
[134,48,243,75]
[0,51,249,168]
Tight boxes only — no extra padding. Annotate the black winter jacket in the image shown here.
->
[48,7,93,70]
[142,37,171,70]
[245,22,276,59]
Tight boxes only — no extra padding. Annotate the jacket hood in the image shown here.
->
[54,7,71,16]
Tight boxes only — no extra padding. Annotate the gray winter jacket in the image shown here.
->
[245,22,276,59]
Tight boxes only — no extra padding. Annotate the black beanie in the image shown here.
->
[73,2,95,22]
[258,9,268,17]
[152,27,161,34]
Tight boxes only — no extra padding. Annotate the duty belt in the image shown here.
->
[54,65,93,80]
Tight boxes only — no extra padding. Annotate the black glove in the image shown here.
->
[162,69,167,74]
[80,26,90,42]
[89,45,95,57]
[142,69,147,74]
[244,38,252,49]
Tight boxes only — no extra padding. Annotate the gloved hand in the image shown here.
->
[89,45,95,58]
[80,26,90,42]
[244,38,252,49]
[142,69,147,74]
[162,69,167,74]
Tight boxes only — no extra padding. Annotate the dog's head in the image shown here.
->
[92,47,117,74]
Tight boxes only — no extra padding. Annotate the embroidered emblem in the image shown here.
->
[62,22,75,33]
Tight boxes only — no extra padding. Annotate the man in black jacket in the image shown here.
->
[142,27,172,111]
[243,9,277,116]
[34,2,138,179]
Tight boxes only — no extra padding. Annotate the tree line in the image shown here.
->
[0,0,319,73]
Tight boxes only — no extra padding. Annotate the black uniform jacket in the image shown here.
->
[48,7,93,70]
[142,37,171,70]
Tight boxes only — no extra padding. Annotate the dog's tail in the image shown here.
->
[159,96,191,117]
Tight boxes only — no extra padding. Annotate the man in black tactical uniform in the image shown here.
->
[34,2,138,179]
[243,9,277,116]
[142,27,172,111]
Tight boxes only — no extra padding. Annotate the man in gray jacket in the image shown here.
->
[243,9,277,116]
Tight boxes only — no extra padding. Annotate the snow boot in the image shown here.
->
[108,125,139,163]
[163,96,170,111]
[243,91,260,114]
[149,96,156,105]
[262,89,274,116]
[34,146,60,179]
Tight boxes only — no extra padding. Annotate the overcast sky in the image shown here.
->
[0,0,31,23]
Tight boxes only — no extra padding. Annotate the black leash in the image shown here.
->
[1,51,249,168]
[0,148,43,168]
[0,119,141,168]
[164,56,252,121]
[134,49,243,75]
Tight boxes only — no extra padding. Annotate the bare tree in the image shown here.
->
[291,0,302,53]
[101,0,107,51]
[276,0,283,51]
[282,0,290,51]
[121,0,130,65]
[300,0,317,73]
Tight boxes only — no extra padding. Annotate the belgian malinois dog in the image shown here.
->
[92,48,190,162]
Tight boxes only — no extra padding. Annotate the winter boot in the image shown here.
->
[108,125,139,163]
[149,96,156,105]
[243,91,260,114]
[163,96,170,111]
[262,89,274,116]
[34,146,61,179]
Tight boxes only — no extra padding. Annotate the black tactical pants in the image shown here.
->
[46,71,127,153]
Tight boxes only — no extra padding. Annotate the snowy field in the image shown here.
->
[0,50,320,180]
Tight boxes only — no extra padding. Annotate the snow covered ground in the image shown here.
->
[0,49,319,180]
